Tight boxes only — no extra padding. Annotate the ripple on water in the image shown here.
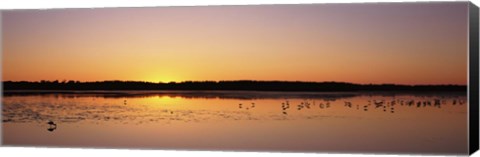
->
[2,94,467,125]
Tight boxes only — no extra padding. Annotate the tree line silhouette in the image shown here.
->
[2,80,466,92]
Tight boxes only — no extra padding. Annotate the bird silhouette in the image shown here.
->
[344,101,352,108]
[47,120,56,126]
[47,120,57,132]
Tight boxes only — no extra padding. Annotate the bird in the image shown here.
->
[434,99,441,106]
[344,101,352,108]
[47,120,56,126]
[47,120,57,132]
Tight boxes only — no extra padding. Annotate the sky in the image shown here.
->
[2,2,469,85]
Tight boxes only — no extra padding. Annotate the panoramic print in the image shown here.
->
[1,2,470,155]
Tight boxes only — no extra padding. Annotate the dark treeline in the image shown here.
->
[3,90,361,100]
[2,80,467,92]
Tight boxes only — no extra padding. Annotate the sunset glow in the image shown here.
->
[2,3,469,85]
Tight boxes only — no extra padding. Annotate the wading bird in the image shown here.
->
[47,120,57,132]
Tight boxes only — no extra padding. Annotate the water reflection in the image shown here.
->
[2,91,467,124]
[2,91,468,154]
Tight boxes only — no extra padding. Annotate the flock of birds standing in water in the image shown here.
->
[237,97,465,115]
[44,97,465,132]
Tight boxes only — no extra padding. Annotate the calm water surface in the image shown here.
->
[2,91,468,154]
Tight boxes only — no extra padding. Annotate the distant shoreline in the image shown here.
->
[2,89,467,100]
[2,80,467,92]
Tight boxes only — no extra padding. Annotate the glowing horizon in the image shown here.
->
[2,3,469,85]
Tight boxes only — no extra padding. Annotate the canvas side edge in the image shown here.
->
[469,1,479,155]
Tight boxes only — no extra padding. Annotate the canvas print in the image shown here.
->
[1,2,477,155]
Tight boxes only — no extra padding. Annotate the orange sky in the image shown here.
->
[2,3,469,85]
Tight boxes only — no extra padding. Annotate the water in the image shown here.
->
[2,91,468,155]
